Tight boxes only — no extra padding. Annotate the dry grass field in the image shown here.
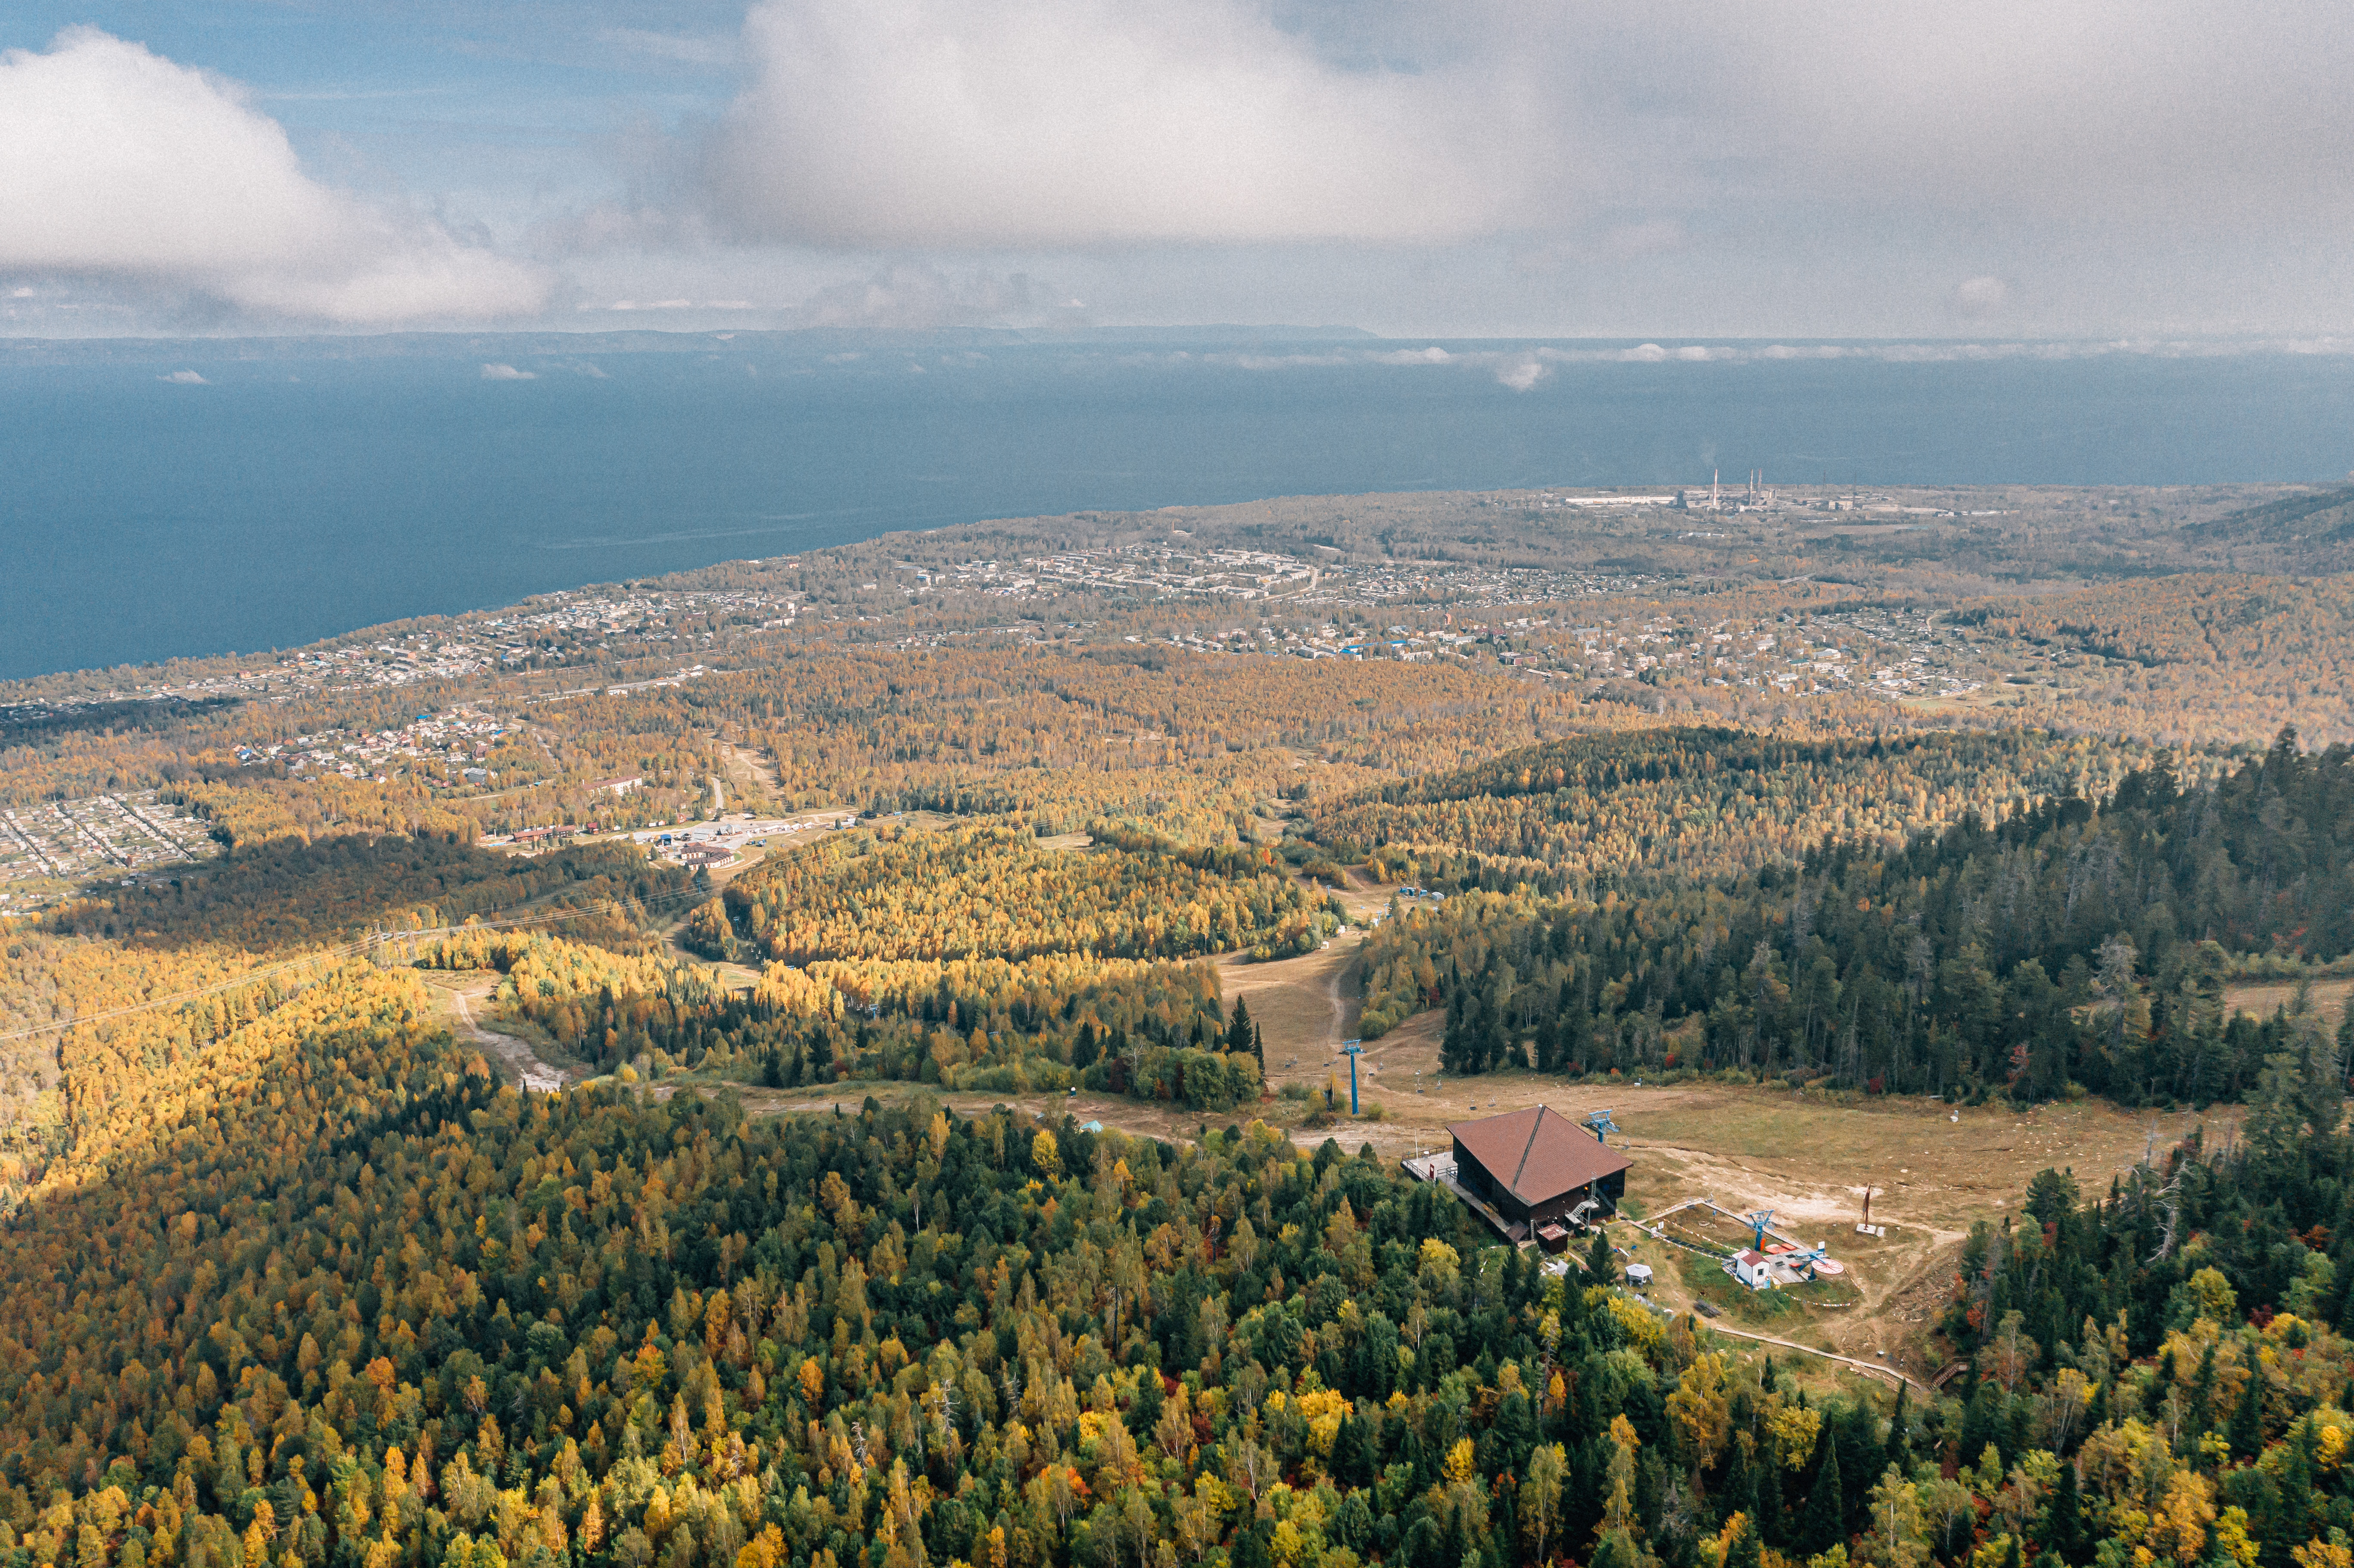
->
[1233,975,2234,1378]
[2221,975,2354,1030]
[1215,935,1365,1067]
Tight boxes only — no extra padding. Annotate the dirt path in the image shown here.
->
[1690,1316,1919,1394]
[427,978,567,1092]
[1321,950,1356,1052]
[717,739,782,795]
[1216,931,1368,1083]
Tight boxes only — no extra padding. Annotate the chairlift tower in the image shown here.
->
[1583,1108,1621,1144]
[1341,1041,1365,1115]
[1741,1208,1778,1250]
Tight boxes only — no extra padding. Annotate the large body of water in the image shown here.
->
[5,331,2352,681]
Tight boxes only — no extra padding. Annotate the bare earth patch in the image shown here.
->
[422,972,576,1092]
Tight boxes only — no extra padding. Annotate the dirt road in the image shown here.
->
[427,977,567,1092]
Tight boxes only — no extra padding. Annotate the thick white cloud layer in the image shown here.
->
[703,0,1526,247]
[679,0,2354,332]
[10,1,2354,335]
[1512,0,2354,274]
[0,29,547,324]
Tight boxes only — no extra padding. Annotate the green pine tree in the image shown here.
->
[1957,1381,2002,1468]
[1801,1435,1844,1555]
[2046,1457,2083,1559]
[2227,1366,2265,1459]
[1585,1228,1618,1287]
[1756,1448,1787,1547]
[1225,998,1254,1056]
[2083,1378,2109,1439]
[1474,984,1505,1074]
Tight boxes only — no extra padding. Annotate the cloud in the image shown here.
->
[13,4,2353,338]
[0,28,547,324]
[1157,338,2354,382]
[479,362,536,380]
[1520,2,2354,286]
[701,0,1528,248]
[1950,276,2010,317]
[1494,358,1548,392]
[1706,6,2354,230]
[685,2,2354,260]
[159,369,207,384]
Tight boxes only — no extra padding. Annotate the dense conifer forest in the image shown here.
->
[1350,731,2354,1107]
[6,965,2354,1568]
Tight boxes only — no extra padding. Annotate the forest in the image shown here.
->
[1314,728,2143,899]
[1347,728,2353,1106]
[722,825,1330,967]
[0,837,688,1198]
[41,840,688,955]
[6,937,2354,1568]
[12,487,2354,1568]
[410,917,1258,1111]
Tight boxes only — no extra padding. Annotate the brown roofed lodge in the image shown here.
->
[1450,1105,1630,1232]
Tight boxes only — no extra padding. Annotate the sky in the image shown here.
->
[5,0,2353,340]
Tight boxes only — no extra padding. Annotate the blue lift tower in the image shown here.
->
[1341,1041,1364,1114]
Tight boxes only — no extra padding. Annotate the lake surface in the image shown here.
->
[5,331,2352,680]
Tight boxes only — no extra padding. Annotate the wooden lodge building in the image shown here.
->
[1444,1105,1631,1251]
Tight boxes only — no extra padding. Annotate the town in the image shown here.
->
[0,789,220,902]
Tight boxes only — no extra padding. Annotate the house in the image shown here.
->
[592,775,644,796]
[1729,1250,1774,1290]
[1447,1105,1632,1241]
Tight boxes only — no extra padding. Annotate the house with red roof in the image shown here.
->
[1446,1105,1631,1247]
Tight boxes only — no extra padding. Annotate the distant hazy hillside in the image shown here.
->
[2185,484,2354,566]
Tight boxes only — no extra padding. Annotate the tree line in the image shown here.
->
[1358,729,2354,1106]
